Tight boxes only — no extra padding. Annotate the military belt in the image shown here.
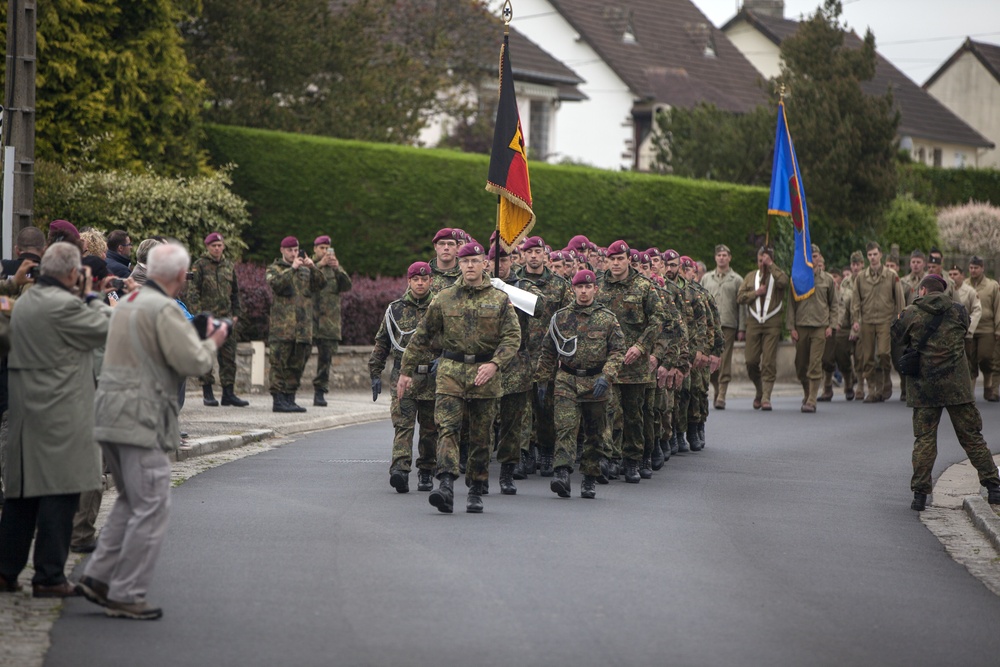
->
[442,351,493,364]
[394,358,431,374]
[559,361,604,377]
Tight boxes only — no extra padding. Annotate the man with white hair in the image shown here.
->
[76,242,228,620]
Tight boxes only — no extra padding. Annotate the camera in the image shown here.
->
[192,313,233,340]
[110,278,125,291]
[185,271,195,281]
[298,249,307,259]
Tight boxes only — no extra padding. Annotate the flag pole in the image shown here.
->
[494,2,512,278]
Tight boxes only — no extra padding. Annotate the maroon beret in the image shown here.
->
[407,261,432,279]
[432,228,456,244]
[663,249,680,261]
[629,249,639,261]
[204,232,224,245]
[651,274,665,287]
[457,239,485,258]
[568,234,590,251]
[645,247,660,258]
[280,236,299,248]
[639,252,651,264]
[314,235,332,246]
[549,251,565,262]
[607,240,629,257]
[572,269,597,286]
[488,245,510,260]
[49,219,80,241]
[680,256,695,269]
[522,236,545,250]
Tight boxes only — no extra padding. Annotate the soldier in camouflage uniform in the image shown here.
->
[649,253,689,470]
[369,262,437,494]
[664,250,702,452]
[398,240,520,514]
[188,232,249,408]
[429,228,462,294]
[515,236,573,478]
[597,240,664,484]
[536,269,625,499]
[682,256,723,451]
[892,274,1000,511]
[311,235,353,407]
[266,236,326,413]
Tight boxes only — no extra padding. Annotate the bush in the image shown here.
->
[203,124,770,277]
[899,163,1000,207]
[233,262,272,342]
[880,195,940,257]
[341,275,408,345]
[33,160,252,259]
[938,201,1000,257]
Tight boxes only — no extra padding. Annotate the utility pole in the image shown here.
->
[3,0,36,253]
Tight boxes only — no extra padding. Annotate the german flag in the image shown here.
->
[486,32,535,251]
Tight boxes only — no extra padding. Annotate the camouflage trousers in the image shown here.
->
[390,393,437,473]
[911,402,1000,494]
[200,332,237,387]
[553,393,608,477]
[688,366,710,424]
[655,387,673,442]
[268,340,311,393]
[614,384,646,463]
[496,391,530,465]
[530,381,556,458]
[643,384,656,460]
[672,374,692,435]
[312,338,340,392]
[435,395,496,484]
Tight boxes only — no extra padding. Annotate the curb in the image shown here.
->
[963,495,1000,554]
[171,408,391,462]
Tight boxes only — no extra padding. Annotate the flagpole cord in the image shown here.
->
[494,195,501,277]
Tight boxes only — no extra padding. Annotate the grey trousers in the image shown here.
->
[83,443,171,604]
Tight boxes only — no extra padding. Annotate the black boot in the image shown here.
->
[390,470,409,494]
[512,456,528,480]
[596,458,610,485]
[550,467,571,498]
[459,442,468,474]
[272,392,294,413]
[417,470,433,492]
[987,484,1000,505]
[688,423,703,452]
[623,459,640,484]
[221,385,249,407]
[540,451,555,477]
[499,463,517,495]
[607,459,620,481]
[676,430,690,453]
[283,393,307,413]
[467,481,485,513]
[521,447,536,475]
[203,385,219,407]
[651,440,665,470]
[639,458,653,479]
[581,475,597,499]
[911,491,927,511]
[313,389,327,407]
[698,422,706,450]
[669,432,679,455]
[429,475,455,513]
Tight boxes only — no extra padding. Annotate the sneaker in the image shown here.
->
[75,576,110,607]
[105,599,163,620]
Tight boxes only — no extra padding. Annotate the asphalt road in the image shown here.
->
[48,397,1000,667]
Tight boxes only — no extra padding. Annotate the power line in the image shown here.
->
[879,30,1000,46]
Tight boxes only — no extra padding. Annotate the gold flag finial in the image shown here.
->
[502,0,513,32]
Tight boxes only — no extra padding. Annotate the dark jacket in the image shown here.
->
[106,250,132,279]
[892,292,971,408]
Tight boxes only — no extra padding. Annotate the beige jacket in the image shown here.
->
[953,281,982,339]
[851,265,904,326]
[971,275,1000,335]
[788,268,837,330]
[700,268,745,331]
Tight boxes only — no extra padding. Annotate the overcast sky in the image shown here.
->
[695,0,1000,85]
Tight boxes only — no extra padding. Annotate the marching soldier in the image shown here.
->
[312,235,353,407]
[700,244,745,410]
[787,244,837,413]
[266,236,326,413]
[681,256,722,450]
[369,262,437,494]
[737,247,788,411]
[398,240,520,514]
[535,270,625,499]
[430,228,461,293]
[664,250,702,450]
[968,256,1000,401]
[851,242,905,402]
[187,232,249,408]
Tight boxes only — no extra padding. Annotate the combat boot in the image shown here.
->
[272,392,295,413]
[550,467,571,498]
[986,483,1000,505]
[688,423,703,452]
[698,422,706,449]
[512,455,527,480]
[911,492,927,511]
[466,481,485,513]
[283,393,307,413]
[651,439,666,471]
[639,458,653,479]
[389,470,409,494]
[522,447,536,476]
[596,458,610,485]
[313,390,327,407]
[221,385,249,407]
[540,451,555,477]
[607,459,620,481]
[669,432,679,455]
[499,463,517,495]
[417,470,434,492]
[429,475,455,513]
[459,442,468,474]
[202,384,219,407]
[623,459,641,484]
[676,431,690,453]
[581,476,597,499]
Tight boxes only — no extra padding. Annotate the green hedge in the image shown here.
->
[203,125,771,276]
[899,163,1000,207]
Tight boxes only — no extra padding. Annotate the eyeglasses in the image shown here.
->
[122,243,133,247]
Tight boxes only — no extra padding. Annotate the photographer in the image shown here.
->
[77,243,227,620]
[0,242,113,597]
[0,226,45,296]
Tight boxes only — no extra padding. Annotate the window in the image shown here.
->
[933,148,942,167]
[529,100,550,161]
[954,152,967,168]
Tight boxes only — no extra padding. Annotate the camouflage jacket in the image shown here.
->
[501,272,544,395]
[892,292,972,408]
[515,265,573,358]
[429,257,460,294]
[689,280,725,356]
[188,255,240,319]
[313,263,353,341]
[651,282,690,372]
[535,302,625,402]
[401,272,520,399]
[596,267,664,384]
[669,276,705,353]
[369,288,436,401]
[266,259,326,342]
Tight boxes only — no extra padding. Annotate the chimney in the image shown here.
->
[743,0,784,18]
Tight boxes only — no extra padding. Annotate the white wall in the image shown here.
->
[509,0,637,169]
[925,51,1000,168]
[723,20,782,79]
[909,137,984,169]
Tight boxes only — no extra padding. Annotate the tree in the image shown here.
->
[0,0,207,175]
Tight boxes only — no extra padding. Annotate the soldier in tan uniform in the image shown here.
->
[901,250,926,303]
[700,243,745,409]
[850,242,905,402]
[737,247,787,411]
[968,256,1000,401]
[788,244,837,412]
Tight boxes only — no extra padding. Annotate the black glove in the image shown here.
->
[371,377,382,402]
[537,384,547,405]
[592,377,610,400]
[430,358,440,377]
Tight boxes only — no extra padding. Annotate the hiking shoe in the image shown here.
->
[105,599,163,620]
[75,576,110,608]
